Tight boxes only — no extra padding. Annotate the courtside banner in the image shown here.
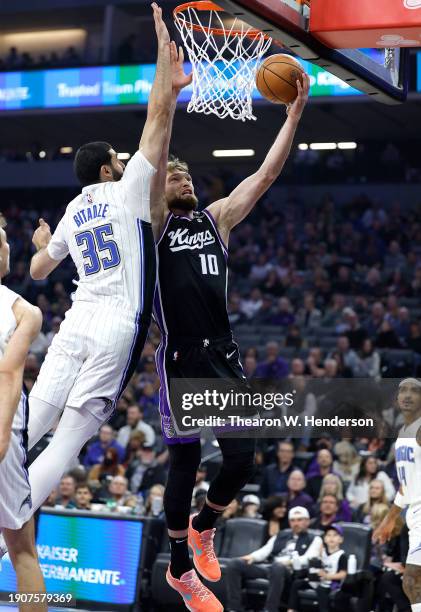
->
[0,512,143,604]
[168,377,411,440]
[0,61,361,112]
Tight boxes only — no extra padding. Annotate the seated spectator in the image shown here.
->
[406,321,421,355]
[240,287,263,319]
[286,470,314,515]
[54,475,76,509]
[306,449,335,500]
[290,358,305,376]
[321,293,346,328]
[83,424,124,467]
[225,507,323,612]
[255,341,289,379]
[364,301,385,337]
[122,430,146,467]
[287,523,349,612]
[261,270,284,297]
[144,484,165,517]
[88,447,126,488]
[375,319,402,349]
[269,297,295,327]
[74,483,93,511]
[127,442,167,495]
[317,474,352,522]
[262,494,289,536]
[343,308,368,351]
[240,494,261,518]
[116,404,155,449]
[333,440,361,485]
[261,440,298,497]
[244,354,257,378]
[285,325,303,349]
[328,336,359,377]
[346,455,396,508]
[355,338,381,379]
[296,293,322,329]
[103,475,138,509]
[355,479,389,524]
[310,494,339,530]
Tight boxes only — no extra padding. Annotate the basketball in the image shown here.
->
[256,54,305,105]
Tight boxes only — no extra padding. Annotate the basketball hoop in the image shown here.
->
[173,1,272,121]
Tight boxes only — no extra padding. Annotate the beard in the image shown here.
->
[168,194,198,212]
[111,165,124,181]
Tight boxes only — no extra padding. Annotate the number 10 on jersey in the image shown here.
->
[199,254,219,275]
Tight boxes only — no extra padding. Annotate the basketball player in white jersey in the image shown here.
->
[0,213,47,610]
[0,3,173,559]
[373,377,421,610]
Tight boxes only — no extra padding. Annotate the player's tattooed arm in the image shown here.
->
[207,73,310,245]
[151,42,192,239]
[372,486,403,545]
[0,299,41,462]
[139,4,172,170]
[30,218,61,280]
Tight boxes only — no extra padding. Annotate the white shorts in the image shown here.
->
[0,427,32,530]
[406,503,421,566]
[30,301,148,421]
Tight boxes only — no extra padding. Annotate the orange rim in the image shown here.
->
[173,1,268,39]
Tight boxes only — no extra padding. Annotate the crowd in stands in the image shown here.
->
[2,179,420,611]
[1,142,421,185]
[0,46,82,71]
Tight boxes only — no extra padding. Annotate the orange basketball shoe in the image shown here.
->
[188,515,222,582]
[166,566,223,612]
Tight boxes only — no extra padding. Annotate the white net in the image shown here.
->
[174,3,272,121]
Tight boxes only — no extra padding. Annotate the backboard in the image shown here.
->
[212,0,409,103]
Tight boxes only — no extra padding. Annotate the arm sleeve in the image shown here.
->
[250,535,276,563]
[47,218,70,261]
[118,150,157,221]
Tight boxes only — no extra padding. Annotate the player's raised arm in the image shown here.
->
[207,73,310,243]
[139,3,172,170]
[0,300,41,462]
[30,218,67,281]
[151,42,192,238]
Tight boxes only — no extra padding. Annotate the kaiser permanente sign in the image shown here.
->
[0,61,360,112]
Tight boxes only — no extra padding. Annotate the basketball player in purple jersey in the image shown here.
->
[151,60,310,609]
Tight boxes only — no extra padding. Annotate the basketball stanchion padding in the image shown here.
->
[173,1,272,121]
[309,0,421,48]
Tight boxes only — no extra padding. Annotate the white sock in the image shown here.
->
[28,405,102,511]
[28,397,62,450]
[412,604,421,611]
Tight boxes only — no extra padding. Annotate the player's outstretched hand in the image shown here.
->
[170,42,192,94]
[372,516,395,545]
[152,2,170,46]
[32,218,52,251]
[286,72,310,122]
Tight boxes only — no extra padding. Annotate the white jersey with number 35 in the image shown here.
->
[47,151,156,312]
